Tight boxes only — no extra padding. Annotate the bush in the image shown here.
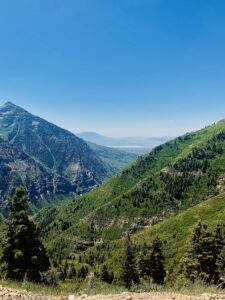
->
[40,268,60,286]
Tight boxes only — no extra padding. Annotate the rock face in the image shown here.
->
[0,138,74,210]
[0,102,111,209]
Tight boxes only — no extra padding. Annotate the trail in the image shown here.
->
[0,285,225,300]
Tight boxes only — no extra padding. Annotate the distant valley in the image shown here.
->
[77,131,172,154]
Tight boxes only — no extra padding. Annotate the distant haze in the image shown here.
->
[77,132,173,154]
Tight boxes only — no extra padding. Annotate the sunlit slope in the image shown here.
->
[75,194,225,284]
[36,119,225,253]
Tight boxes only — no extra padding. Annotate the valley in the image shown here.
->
[1,105,225,296]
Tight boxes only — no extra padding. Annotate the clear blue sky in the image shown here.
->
[0,0,225,137]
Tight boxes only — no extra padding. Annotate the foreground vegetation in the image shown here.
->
[1,189,225,295]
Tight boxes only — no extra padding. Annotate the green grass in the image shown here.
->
[1,277,224,297]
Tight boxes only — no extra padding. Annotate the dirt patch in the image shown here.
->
[76,292,225,300]
[1,286,225,300]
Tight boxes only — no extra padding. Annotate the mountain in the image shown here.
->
[0,102,112,208]
[0,137,75,212]
[77,131,172,154]
[86,141,139,173]
[35,119,225,258]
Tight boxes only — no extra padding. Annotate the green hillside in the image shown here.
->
[71,193,225,285]
[35,119,225,258]
[86,141,139,173]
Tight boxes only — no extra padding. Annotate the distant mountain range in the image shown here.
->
[77,131,172,154]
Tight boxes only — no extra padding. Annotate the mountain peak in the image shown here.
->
[0,102,28,114]
[1,101,17,108]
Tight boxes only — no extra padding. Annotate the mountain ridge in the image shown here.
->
[0,102,114,208]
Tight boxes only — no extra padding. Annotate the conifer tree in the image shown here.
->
[0,187,50,281]
[100,264,110,283]
[144,237,166,284]
[63,260,69,278]
[182,222,216,283]
[100,264,114,284]
[78,265,88,279]
[138,243,151,278]
[68,263,76,279]
[217,245,225,286]
[121,235,139,288]
[214,224,225,282]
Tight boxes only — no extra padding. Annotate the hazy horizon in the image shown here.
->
[0,100,222,139]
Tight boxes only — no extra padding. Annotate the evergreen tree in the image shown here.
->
[78,265,88,279]
[214,224,225,282]
[182,222,216,283]
[68,263,76,279]
[0,187,50,281]
[100,264,114,284]
[144,237,166,284]
[217,245,225,287]
[100,264,110,283]
[138,243,151,278]
[121,235,139,289]
[63,260,69,278]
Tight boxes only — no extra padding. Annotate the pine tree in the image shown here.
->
[68,263,76,279]
[63,260,69,278]
[182,222,216,283]
[216,245,225,288]
[214,224,225,282]
[138,243,151,278]
[78,265,88,279]
[100,264,110,283]
[147,237,165,284]
[121,235,139,289]
[0,187,50,281]
[100,264,114,284]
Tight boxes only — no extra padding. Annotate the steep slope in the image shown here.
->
[0,138,74,211]
[73,194,225,284]
[0,102,112,196]
[86,141,139,173]
[35,119,225,255]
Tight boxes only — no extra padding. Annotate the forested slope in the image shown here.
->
[35,119,225,258]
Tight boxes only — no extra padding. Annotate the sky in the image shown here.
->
[0,0,225,137]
